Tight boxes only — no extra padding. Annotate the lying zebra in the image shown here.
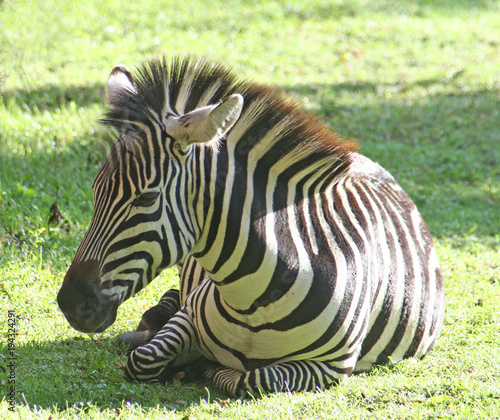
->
[57,56,445,396]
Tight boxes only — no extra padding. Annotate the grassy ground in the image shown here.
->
[1,0,499,418]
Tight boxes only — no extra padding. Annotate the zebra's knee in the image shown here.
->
[136,288,181,332]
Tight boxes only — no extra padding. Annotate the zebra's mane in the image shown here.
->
[102,56,358,172]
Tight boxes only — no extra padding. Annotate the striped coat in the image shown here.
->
[58,57,445,395]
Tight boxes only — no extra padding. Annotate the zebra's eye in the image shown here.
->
[132,191,160,207]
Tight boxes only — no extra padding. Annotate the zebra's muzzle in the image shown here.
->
[57,259,119,333]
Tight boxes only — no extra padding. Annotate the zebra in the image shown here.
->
[57,56,445,396]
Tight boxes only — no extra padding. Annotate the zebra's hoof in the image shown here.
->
[117,330,156,350]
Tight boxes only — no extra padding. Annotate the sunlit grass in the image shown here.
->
[1,0,499,418]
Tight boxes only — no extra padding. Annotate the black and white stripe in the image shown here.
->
[58,56,445,395]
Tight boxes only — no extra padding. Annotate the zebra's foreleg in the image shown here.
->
[136,289,181,331]
[124,308,201,383]
[199,359,347,397]
[118,289,181,350]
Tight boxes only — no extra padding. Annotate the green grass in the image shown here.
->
[1,0,499,418]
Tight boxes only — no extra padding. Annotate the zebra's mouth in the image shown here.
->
[93,303,119,333]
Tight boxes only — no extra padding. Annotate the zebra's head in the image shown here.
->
[57,59,243,333]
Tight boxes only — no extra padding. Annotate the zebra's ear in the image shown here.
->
[106,65,136,105]
[166,94,244,146]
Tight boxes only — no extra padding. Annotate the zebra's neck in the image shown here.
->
[190,139,351,310]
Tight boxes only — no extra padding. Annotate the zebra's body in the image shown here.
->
[57,57,444,396]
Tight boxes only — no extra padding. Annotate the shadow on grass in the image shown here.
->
[3,337,218,411]
[0,134,102,268]
[1,83,105,111]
